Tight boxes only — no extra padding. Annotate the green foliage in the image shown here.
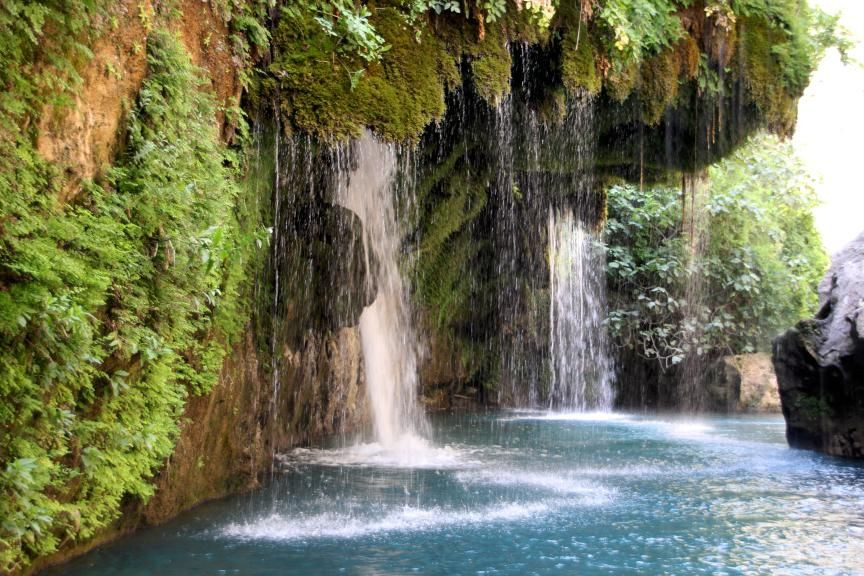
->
[416,0,462,18]
[702,133,827,353]
[409,0,553,28]
[605,134,827,367]
[285,0,391,63]
[0,29,258,572]
[605,183,687,366]
[482,0,508,23]
[0,0,105,137]
[596,0,684,64]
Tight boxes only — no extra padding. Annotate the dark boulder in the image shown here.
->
[773,232,864,457]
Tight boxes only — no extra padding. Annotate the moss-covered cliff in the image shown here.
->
[0,0,839,572]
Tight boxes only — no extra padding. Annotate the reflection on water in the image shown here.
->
[52,413,864,576]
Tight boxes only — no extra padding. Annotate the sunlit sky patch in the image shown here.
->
[794,0,864,256]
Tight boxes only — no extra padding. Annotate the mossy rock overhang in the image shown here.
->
[263,2,813,180]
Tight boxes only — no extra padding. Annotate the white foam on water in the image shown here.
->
[565,464,676,479]
[512,411,714,438]
[635,419,715,439]
[500,411,633,423]
[662,421,713,438]
[455,469,615,500]
[284,433,476,470]
[220,498,602,542]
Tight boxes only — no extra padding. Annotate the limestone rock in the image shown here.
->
[714,354,781,413]
[773,231,864,457]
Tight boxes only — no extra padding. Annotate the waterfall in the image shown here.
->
[547,209,614,412]
[679,173,711,412]
[337,134,428,446]
[488,47,607,409]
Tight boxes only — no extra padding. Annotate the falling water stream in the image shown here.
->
[336,133,430,452]
[547,209,614,411]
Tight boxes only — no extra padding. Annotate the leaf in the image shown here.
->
[348,68,365,90]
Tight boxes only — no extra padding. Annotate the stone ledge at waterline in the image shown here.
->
[705,354,781,413]
[773,231,864,458]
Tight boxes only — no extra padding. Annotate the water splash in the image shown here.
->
[284,440,470,470]
[220,500,589,542]
[547,209,614,411]
[337,133,429,447]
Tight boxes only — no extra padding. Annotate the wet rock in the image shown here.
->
[271,326,369,447]
[705,356,742,412]
[273,200,373,349]
[773,231,864,458]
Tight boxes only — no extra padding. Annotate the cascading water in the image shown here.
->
[337,134,429,447]
[547,209,614,411]
[679,173,711,412]
[491,46,608,409]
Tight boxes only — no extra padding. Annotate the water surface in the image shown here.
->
[52,413,864,575]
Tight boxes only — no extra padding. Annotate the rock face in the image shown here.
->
[733,354,781,413]
[144,327,367,526]
[773,232,864,457]
[36,0,242,201]
[705,354,780,413]
[705,356,742,412]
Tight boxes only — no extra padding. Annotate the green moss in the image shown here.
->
[265,0,833,141]
[739,18,799,133]
[561,22,601,96]
[268,4,557,140]
[678,36,701,80]
[356,10,456,140]
[638,48,681,125]
[414,142,488,330]
[468,23,513,105]
[270,7,457,141]
[0,28,260,572]
[605,60,639,102]
[465,6,553,105]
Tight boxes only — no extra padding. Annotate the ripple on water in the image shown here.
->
[46,413,864,576]
[454,469,615,500]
